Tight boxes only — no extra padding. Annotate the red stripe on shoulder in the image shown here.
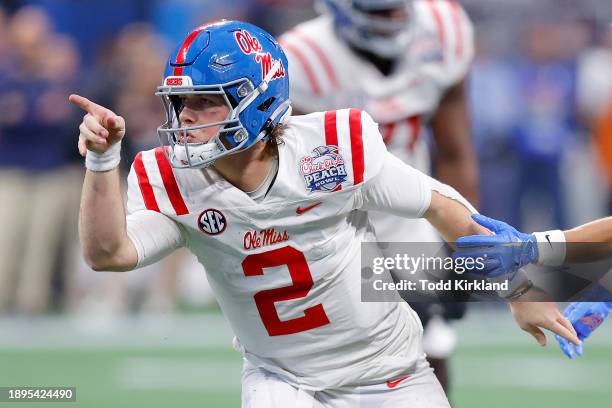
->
[154,147,189,216]
[294,31,339,90]
[281,41,321,96]
[324,110,338,146]
[449,0,463,58]
[348,109,364,185]
[427,0,446,50]
[134,152,160,212]
[324,110,342,192]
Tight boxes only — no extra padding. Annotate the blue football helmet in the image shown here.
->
[156,20,291,168]
[318,0,416,58]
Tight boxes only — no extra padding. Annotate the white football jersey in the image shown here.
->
[280,0,474,242]
[126,109,430,391]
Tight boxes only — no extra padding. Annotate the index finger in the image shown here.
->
[69,94,110,118]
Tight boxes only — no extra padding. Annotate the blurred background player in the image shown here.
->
[279,0,478,391]
[454,214,612,359]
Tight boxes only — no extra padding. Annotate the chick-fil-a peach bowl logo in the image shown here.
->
[300,145,347,193]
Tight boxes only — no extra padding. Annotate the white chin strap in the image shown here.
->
[173,142,221,168]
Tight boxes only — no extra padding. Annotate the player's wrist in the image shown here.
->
[85,141,122,172]
[504,278,534,301]
[533,230,566,266]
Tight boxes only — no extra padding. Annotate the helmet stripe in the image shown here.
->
[154,147,189,215]
[134,152,161,212]
[173,27,206,76]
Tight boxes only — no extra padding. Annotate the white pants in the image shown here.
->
[241,360,450,408]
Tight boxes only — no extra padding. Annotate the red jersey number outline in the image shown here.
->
[241,246,330,336]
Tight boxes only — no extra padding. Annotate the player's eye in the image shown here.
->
[182,96,222,111]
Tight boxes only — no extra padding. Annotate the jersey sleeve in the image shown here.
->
[359,149,479,218]
[359,152,432,218]
[125,149,187,268]
[320,108,388,188]
[415,0,475,86]
[126,147,190,216]
[126,210,185,269]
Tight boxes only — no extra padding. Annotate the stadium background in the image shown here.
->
[0,0,611,407]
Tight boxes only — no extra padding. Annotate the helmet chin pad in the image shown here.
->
[172,141,222,169]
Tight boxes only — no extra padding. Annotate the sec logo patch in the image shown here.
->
[198,209,227,235]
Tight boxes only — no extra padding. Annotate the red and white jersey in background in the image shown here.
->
[125,110,430,391]
[279,0,474,242]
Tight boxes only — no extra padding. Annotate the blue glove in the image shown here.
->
[555,302,611,359]
[452,214,538,278]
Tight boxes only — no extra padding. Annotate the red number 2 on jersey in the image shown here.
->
[241,246,330,336]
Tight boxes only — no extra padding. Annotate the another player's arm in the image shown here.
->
[430,77,479,207]
[456,215,612,269]
[564,217,612,262]
[359,153,579,346]
[423,183,579,347]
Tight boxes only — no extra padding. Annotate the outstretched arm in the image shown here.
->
[69,94,138,271]
[454,215,612,274]
[564,217,612,262]
[424,191,579,347]
[360,153,579,346]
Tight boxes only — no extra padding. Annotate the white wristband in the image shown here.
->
[533,230,566,266]
[85,142,121,172]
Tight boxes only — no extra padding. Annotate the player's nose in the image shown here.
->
[179,106,196,125]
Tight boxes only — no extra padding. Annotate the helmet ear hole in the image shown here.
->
[257,97,276,112]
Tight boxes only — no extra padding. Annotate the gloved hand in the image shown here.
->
[555,302,611,359]
[452,214,538,278]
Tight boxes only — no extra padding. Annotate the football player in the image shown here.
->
[453,214,612,359]
[71,21,578,407]
[279,0,478,388]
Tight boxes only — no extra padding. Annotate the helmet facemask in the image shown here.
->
[157,80,250,169]
[156,60,288,169]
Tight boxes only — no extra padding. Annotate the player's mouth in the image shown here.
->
[177,132,200,143]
